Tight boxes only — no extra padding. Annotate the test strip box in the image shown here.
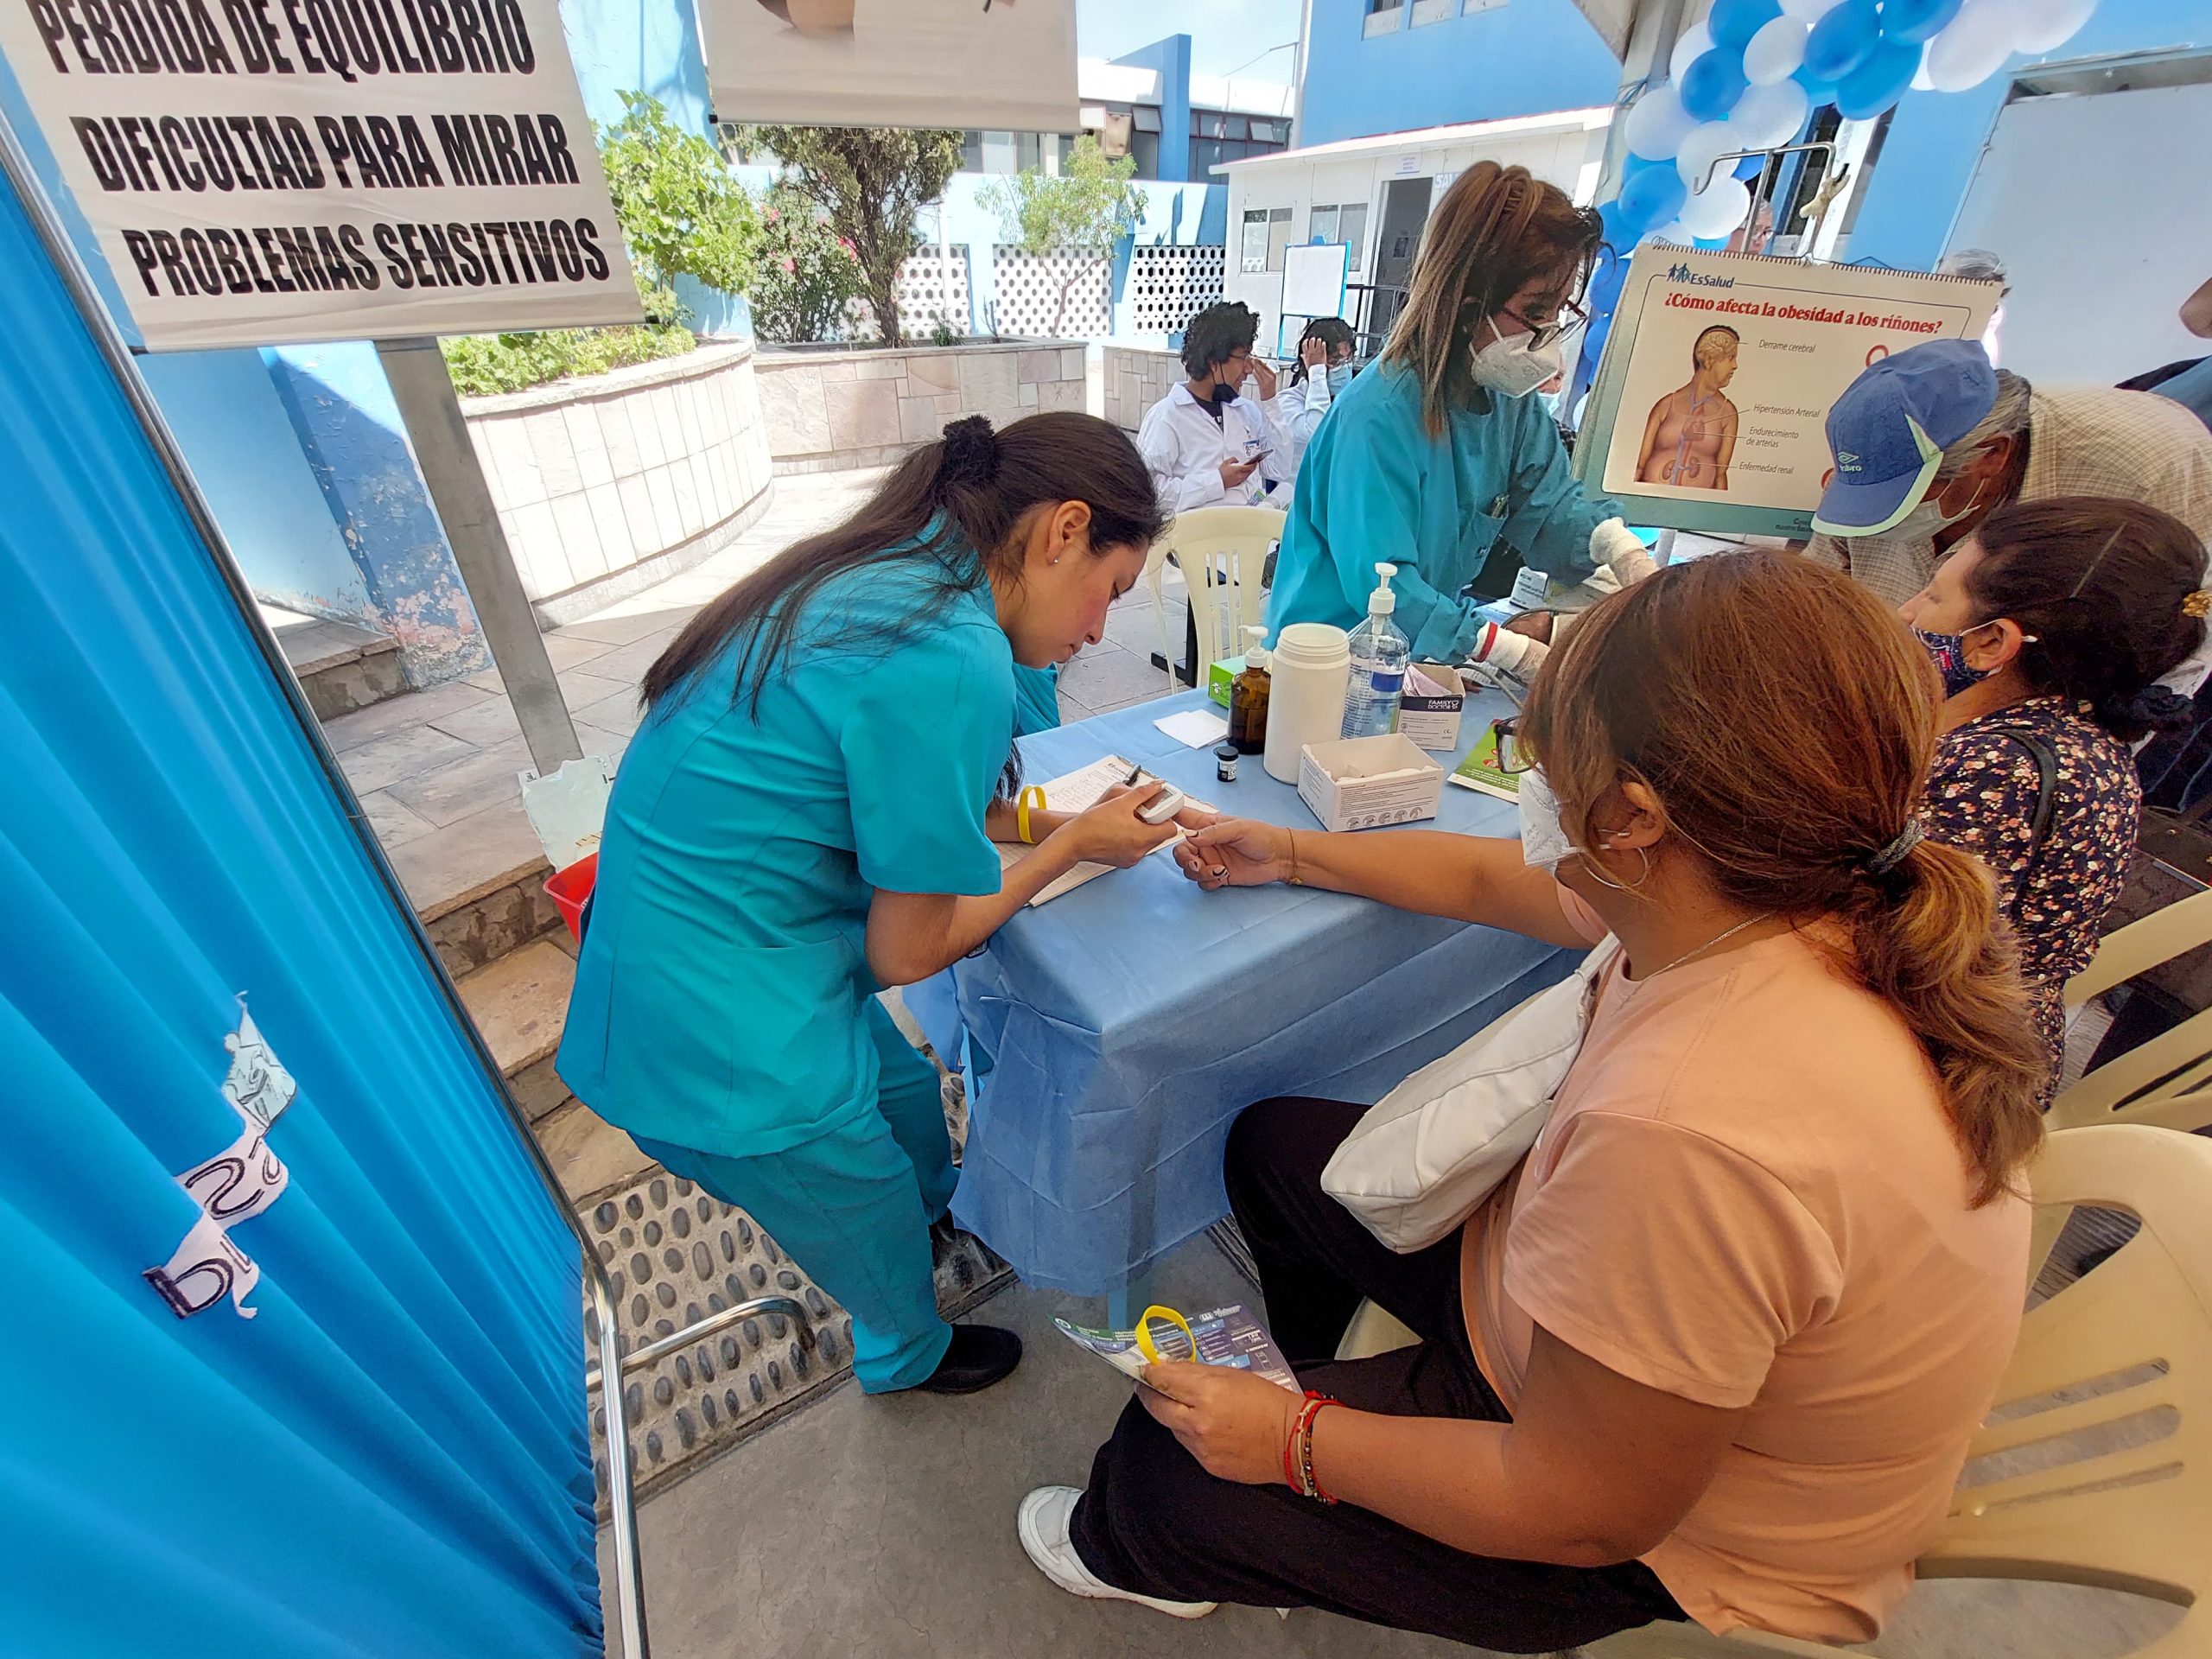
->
[1397,663,1465,751]
[1298,734,1445,832]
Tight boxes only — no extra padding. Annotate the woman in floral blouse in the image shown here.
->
[1899,496,2209,1101]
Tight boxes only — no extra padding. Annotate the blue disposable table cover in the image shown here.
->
[943,688,1577,1295]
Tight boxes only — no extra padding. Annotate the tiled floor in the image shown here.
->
[325,467,1191,914]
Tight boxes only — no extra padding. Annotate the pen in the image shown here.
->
[1123,763,1144,786]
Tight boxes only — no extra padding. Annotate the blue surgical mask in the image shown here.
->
[1326,363,1353,396]
[1914,623,1995,698]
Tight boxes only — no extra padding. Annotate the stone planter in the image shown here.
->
[753,339,1089,474]
[461,341,775,627]
[1103,342,1185,433]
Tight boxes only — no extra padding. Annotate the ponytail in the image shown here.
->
[1525,550,2047,1207]
[640,410,1165,716]
[1839,836,2045,1206]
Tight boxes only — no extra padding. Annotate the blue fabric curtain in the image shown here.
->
[0,180,601,1652]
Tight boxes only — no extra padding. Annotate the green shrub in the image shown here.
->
[442,322,697,398]
[598,92,758,300]
[747,181,866,343]
[440,92,747,396]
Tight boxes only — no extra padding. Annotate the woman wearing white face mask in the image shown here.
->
[1265,163,1656,686]
[1272,317,1357,495]
[1021,552,2046,1651]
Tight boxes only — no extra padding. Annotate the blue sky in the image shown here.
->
[1076,0,1304,81]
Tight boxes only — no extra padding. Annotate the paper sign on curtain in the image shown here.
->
[0,0,641,349]
[144,1001,298,1318]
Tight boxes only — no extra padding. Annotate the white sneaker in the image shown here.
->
[1016,1486,1217,1619]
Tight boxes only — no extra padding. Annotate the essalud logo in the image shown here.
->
[1666,263,1737,289]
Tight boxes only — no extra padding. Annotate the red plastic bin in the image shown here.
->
[544,853,599,943]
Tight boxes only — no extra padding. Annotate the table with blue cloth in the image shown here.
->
[918,688,1579,1310]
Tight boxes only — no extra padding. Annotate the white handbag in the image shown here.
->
[1320,939,1619,1252]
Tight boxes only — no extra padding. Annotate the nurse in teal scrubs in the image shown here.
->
[1268,162,1657,667]
[558,413,1179,1396]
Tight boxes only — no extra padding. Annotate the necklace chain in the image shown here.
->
[1643,912,1775,981]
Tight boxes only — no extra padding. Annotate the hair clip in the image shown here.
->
[2184,591,2211,620]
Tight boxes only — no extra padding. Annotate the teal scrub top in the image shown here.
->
[1265,360,1624,664]
[557,537,1015,1159]
[1012,664,1062,736]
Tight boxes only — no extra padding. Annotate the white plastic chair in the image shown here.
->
[2055,887,2212,1135]
[1339,1125,2212,1658]
[1152,505,1287,685]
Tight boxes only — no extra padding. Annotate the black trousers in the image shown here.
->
[1069,1096,1687,1654]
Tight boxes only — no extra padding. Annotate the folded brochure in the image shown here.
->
[1052,1302,1300,1394]
[1446,721,1519,803]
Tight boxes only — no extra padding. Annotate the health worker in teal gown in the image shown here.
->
[558,414,1183,1397]
[1268,163,1657,676]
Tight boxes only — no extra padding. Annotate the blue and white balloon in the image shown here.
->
[1670,19,1716,82]
[1728,76,1811,147]
[1676,120,1743,192]
[1834,35,1922,116]
[1619,165,1690,236]
[1681,48,1751,120]
[1743,15,1810,84]
[1710,0,1783,52]
[1878,0,1961,44]
[1803,0,1880,82]
[1924,0,2016,89]
[1624,84,1699,161]
[1678,176,1753,238]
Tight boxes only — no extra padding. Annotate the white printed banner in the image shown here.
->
[0,0,641,349]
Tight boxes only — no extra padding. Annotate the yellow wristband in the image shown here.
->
[1134,1304,1196,1366]
[1017,785,1047,846]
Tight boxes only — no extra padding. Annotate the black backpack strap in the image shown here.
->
[1986,728,2059,918]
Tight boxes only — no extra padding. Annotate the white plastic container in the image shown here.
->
[1264,622,1351,784]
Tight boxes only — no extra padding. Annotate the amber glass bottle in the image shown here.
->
[1228,626,1272,754]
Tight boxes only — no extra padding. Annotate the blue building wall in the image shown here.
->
[1111,34,1197,181]
[1843,0,2208,269]
[1299,0,1623,145]
[559,0,714,136]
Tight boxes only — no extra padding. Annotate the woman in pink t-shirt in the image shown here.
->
[1018,550,2047,1649]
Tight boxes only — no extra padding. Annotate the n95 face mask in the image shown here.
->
[1471,320,1564,400]
[1517,768,1577,872]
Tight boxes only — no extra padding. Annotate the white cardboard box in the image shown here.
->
[1298,734,1446,832]
[1398,663,1465,751]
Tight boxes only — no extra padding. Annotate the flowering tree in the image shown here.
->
[747,181,866,343]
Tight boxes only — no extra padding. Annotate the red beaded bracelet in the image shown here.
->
[1283,1390,1338,1503]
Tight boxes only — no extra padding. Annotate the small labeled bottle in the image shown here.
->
[1228,625,1272,754]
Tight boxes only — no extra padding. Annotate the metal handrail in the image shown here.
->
[0,108,653,1659]
[586,1294,810,1386]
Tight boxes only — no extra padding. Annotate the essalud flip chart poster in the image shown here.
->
[1574,250,2002,539]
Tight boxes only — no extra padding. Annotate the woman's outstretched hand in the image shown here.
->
[1173,817,1295,892]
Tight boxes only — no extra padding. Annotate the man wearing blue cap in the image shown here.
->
[1805,339,2212,693]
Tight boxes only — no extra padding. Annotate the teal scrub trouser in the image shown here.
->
[632,1000,957,1393]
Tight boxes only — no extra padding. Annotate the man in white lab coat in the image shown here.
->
[1137,302,1290,516]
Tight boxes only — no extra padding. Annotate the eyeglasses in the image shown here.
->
[1495,299,1588,352]
[1492,716,1538,774]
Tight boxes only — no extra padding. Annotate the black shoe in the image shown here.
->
[912,1323,1022,1394]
